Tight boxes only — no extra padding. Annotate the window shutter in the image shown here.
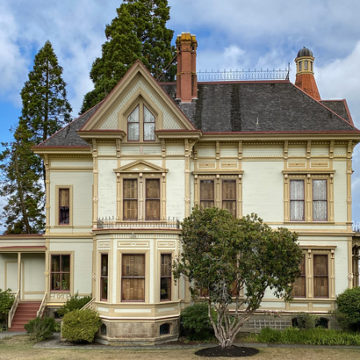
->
[314,255,329,297]
[122,255,145,301]
[200,180,214,208]
[222,180,236,216]
[145,179,160,220]
[293,255,306,297]
[123,179,138,220]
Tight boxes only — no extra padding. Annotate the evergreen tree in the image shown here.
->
[0,41,71,234]
[21,40,72,181]
[81,0,176,113]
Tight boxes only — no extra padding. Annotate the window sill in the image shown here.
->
[284,221,335,225]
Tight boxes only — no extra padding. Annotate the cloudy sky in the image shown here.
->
[1,0,360,223]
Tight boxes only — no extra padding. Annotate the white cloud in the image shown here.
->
[0,4,28,104]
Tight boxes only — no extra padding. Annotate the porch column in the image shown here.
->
[17,252,21,296]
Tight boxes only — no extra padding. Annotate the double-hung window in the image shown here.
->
[51,254,70,291]
[100,254,108,301]
[58,188,70,225]
[288,177,329,222]
[312,180,327,221]
[290,180,305,221]
[160,254,172,301]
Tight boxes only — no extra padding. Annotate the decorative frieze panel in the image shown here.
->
[157,240,176,249]
[220,161,238,169]
[311,160,329,169]
[288,161,306,168]
[117,241,150,249]
[98,241,111,249]
[49,293,71,301]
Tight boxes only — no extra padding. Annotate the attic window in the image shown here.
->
[127,103,156,142]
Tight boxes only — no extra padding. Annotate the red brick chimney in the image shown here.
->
[176,33,197,102]
[295,47,320,100]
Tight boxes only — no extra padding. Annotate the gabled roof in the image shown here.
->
[35,65,359,150]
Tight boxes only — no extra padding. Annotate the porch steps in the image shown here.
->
[9,301,41,332]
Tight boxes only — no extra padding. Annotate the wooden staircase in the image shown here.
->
[9,301,41,332]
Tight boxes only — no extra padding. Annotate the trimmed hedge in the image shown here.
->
[25,317,56,342]
[180,302,214,340]
[336,287,360,331]
[257,327,360,346]
[62,309,101,343]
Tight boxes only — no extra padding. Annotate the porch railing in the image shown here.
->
[96,217,180,230]
[8,290,20,329]
[81,297,95,311]
[36,292,48,318]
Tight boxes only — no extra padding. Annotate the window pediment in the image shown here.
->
[114,160,167,174]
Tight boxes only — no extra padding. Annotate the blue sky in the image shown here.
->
[1,0,360,222]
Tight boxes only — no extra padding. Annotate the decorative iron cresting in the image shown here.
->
[196,65,290,82]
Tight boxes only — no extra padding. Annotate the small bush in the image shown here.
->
[292,313,317,329]
[57,293,91,317]
[180,302,214,340]
[0,289,15,328]
[336,287,360,331]
[24,317,56,342]
[62,309,101,343]
[257,327,360,346]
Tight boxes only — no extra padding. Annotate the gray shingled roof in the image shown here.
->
[320,100,352,124]
[38,81,358,148]
[162,82,357,132]
[36,103,101,148]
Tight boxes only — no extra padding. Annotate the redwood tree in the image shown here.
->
[81,0,176,113]
[174,208,302,349]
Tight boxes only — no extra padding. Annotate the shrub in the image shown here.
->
[24,317,56,342]
[336,287,360,331]
[292,313,317,329]
[62,309,101,343]
[180,302,214,340]
[257,327,360,346]
[257,327,281,343]
[0,289,14,329]
[57,293,91,317]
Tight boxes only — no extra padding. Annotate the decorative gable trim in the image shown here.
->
[80,60,196,132]
[114,160,167,174]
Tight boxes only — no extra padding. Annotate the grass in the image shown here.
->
[1,335,360,360]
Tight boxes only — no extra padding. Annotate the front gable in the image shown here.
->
[79,61,195,139]
[114,160,167,174]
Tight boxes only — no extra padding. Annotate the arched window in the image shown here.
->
[127,103,156,142]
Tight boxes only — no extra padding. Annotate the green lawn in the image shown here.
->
[1,335,360,360]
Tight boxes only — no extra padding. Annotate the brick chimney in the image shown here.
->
[295,47,320,100]
[176,33,197,103]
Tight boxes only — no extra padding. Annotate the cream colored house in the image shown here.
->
[1,34,360,342]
